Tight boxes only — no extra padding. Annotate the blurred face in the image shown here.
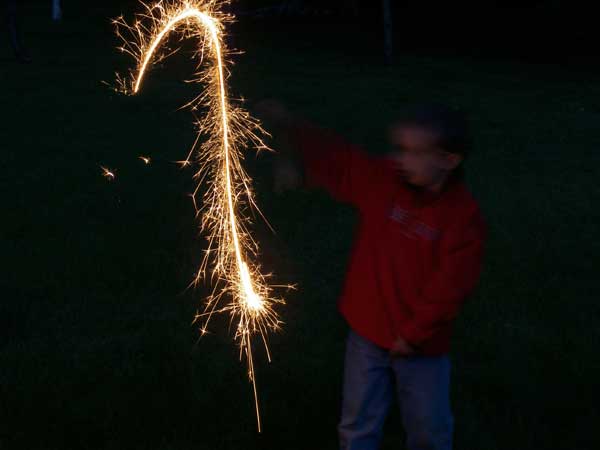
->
[387,124,462,189]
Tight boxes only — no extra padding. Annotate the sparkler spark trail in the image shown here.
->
[101,166,116,180]
[114,0,285,431]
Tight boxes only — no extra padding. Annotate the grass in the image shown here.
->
[2,3,599,449]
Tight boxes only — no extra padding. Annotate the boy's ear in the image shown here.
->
[439,152,463,170]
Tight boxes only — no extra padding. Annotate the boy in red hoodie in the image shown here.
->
[257,101,486,450]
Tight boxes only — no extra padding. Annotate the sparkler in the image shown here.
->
[113,0,284,431]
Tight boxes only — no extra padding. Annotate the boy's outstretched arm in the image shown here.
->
[397,207,487,348]
[255,100,381,207]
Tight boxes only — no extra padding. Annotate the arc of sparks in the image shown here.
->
[114,1,285,432]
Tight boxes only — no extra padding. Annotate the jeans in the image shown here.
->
[339,330,453,450]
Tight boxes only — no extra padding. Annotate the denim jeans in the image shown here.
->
[338,330,453,450]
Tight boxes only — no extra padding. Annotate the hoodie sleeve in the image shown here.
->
[398,206,487,347]
[288,121,381,207]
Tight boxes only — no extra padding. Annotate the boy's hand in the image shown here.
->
[274,157,302,193]
[254,99,302,192]
[390,336,417,357]
[254,99,293,128]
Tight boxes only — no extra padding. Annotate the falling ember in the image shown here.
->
[101,166,116,180]
[139,156,151,164]
[113,1,285,431]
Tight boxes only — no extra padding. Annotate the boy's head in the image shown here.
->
[387,104,470,190]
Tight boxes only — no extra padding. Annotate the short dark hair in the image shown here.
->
[396,104,471,157]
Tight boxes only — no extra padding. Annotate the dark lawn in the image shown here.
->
[2,3,599,450]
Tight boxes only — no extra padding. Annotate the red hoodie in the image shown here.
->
[290,122,486,355]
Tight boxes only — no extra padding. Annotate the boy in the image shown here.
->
[257,101,486,450]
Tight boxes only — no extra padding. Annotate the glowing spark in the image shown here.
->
[101,166,115,180]
[114,1,285,431]
[175,159,192,167]
[139,156,151,164]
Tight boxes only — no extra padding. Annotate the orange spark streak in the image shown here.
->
[101,166,115,180]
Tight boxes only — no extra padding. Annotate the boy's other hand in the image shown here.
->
[390,336,417,357]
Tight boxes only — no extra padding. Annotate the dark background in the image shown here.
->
[2,1,599,449]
